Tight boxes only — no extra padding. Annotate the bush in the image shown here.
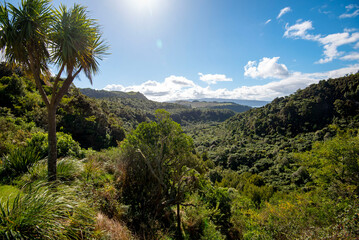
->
[27,131,84,158]
[182,194,225,240]
[0,182,95,239]
[1,145,41,179]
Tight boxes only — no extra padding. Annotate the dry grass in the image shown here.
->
[96,212,135,240]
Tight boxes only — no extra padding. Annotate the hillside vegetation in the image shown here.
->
[191,73,359,187]
[1,65,358,239]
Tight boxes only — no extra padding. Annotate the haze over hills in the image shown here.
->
[180,98,269,107]
[80,88,253,113]
[173,100,251,113]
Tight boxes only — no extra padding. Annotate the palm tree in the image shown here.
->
[0,0,108,181]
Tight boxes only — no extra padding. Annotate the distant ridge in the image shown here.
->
[177,98,269,108]
[173,100,251,113]
[80,88,148,100]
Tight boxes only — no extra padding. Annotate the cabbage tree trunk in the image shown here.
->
[47,105,57,181]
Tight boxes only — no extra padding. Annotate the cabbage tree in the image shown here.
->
[0,0,108,180]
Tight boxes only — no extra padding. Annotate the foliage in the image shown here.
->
[117,110,203,236]
[27,131,84,159]
[59,89,126,150]
[0,111,37,156]
[182,194,225,240]
[20,158,84,184]
[191,73,359,190]
[0,182,95,239]
[0,0,109,180]
[1,59,359,239]
[0,185,20,203]
[1,145,41,180]
[296,130,359,194]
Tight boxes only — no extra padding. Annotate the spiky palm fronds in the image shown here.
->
[51,4,109,84]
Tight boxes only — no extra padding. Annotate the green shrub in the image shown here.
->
[182,194,225,240]
[27,131,84,158]
[0,114,35,156]
[57,132,84,158]
[1,145,41,179]
[0,182,95,239]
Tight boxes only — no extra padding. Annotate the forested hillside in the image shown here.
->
[80,88,148,100]
[1,65,358,239]
[192,73,359,187]
[0,63,238,151]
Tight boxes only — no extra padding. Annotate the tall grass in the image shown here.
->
[96,212,134,240]
[20,158,84,184]
[1,146,41,179]
[0,182,95,239]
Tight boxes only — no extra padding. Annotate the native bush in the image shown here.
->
[0,182,95,239]
[27,131,84,159]
[0,145,41,179]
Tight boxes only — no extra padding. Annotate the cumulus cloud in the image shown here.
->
[198,73,232,84]
[284,20,359,63]
[104,75,195,97]
[244,57,289,79]
[340,4,359,18]
[103,65,359,102]
[277,7,291,19]
[265,19,272,24]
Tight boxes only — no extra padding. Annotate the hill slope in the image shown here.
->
[80,88,148,100]
[191,73,359,187]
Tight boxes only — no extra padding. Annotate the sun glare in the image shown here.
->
[130,0,161,14]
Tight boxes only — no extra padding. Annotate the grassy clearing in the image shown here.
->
[0,185,20,202]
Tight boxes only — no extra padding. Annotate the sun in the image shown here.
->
[131,0,160,13]
[137,0,151,8]
[133,0,154,9]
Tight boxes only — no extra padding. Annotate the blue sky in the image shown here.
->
[7,0,359,101]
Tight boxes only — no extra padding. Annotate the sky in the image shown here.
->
[6,0,359,101]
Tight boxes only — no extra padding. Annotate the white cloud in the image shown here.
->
[344,28,359,32]
[340,4,359,18]
[317,32,359,63]
[284,20,359,63]
[244,57,289,79]
[103,65,359,102]
[277,7,291,19]
[198,73,232,84]
[265,19,272,24]
[284,20,320,40]
[104,75,195,98]
[340,52,359,61]
[165,75,195,87]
